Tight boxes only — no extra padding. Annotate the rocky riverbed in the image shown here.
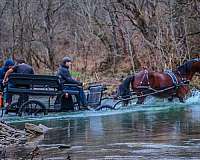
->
[0,122,71,159]
[0,122,26,147]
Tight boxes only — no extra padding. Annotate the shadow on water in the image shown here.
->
[3,90,200,159]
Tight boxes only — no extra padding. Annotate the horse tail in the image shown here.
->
[117,75,134,98]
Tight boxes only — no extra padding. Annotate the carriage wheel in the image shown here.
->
[5,102,20,114]
[95,105,115,111]
[17,100,47,116]
[95,100,124,111]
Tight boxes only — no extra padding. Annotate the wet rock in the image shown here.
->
[25,123,50,135]
[38,124,50,133]
[25,123,44,134]
[0,122,27,146]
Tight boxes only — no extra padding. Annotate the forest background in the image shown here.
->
[0,0,199,87]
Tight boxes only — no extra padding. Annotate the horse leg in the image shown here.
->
[176,86,189,103]
[168,96,174,102]
[123,100,129,106]
[136,97,145,104]
[178,97,185,103]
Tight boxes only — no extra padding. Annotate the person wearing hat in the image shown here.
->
[0,59,15,106]
[3,59,34,85]
[0,59,15,91]
[57,56,87,108]
[2,59,34,111]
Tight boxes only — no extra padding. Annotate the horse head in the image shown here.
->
[177,58,200,80]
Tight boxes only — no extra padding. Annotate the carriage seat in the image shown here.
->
[7,73,62,96]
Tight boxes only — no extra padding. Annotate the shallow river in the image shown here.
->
[2,90,200,160]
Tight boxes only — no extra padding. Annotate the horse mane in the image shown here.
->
[176,58,200,74]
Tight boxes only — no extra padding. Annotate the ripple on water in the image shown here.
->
[2,90,200,160]
[2,90,199,124]
[67,142,200,160]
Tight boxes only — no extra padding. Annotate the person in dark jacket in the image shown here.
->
[3,59,34,84]
[0,59,15,106]
[0,59,15,91]
[3,59,34,111]
[57,56,87,107]
[57,57,81,85]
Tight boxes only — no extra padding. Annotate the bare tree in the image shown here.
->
[0,0,199,76]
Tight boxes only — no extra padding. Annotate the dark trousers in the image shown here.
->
[63,86,87,106]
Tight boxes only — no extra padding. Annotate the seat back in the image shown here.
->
[7,73,62,95]
[87,84,104,107]
[9,73,60,88]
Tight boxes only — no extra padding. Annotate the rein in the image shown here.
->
[115,82,189,105]
[112,85,177,108]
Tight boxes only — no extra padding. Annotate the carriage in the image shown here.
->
[1,58,199,117]
[2,73,110,116]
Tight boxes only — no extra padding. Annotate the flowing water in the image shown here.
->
[2,90,200,159]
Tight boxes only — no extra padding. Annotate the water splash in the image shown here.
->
[3,89,200,124]
[142,89,200,105]
[144,96,157,104]
[186,89,200,104]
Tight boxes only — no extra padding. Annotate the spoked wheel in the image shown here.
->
[95,105,115,111]
[17,100,47,116]
[95,100,124,111]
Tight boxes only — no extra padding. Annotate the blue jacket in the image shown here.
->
[0,59,15,90]
[0,67,5,90]
[57,64,81,85]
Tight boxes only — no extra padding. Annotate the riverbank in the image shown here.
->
[2,101,200,159]
[0,122,71,159]
[0,122,26,146]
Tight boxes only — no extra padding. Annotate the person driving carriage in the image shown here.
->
[57,56,87,108]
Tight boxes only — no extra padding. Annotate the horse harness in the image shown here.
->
[137,69,156,91]
[140,69,150,86]
[164,69,179,88]
[138,69,189,92]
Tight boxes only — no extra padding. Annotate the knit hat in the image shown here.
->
[4,59,15,68]
[62,56,72,63]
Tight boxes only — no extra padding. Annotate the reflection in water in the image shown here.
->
[9,104,200,159]
[4,91,200,159]
[89,117,104,137]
